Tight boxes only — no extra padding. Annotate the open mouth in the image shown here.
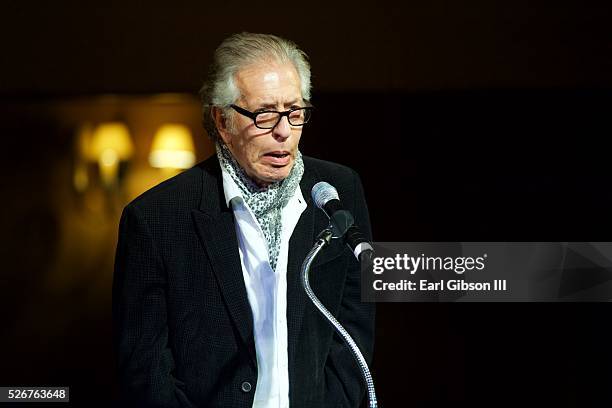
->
[262,151,291,166]
[264,151,290,158]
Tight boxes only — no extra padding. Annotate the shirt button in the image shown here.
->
[241,381,252,393]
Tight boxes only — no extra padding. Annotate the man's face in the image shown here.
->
[216,61,304,186]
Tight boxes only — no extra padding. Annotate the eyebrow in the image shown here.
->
[256,99,301,110]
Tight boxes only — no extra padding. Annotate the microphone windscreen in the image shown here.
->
[311,182,339,209]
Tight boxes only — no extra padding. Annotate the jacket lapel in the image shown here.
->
[286,163,318,364]
[191,158,256,366]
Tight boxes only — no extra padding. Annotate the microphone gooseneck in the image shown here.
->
[300,228,378,408]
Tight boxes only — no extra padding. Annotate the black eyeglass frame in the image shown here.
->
[229,104,314,130]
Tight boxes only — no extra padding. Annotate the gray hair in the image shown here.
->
[199,32,312,141]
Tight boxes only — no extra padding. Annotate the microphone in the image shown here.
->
[311,181,374,261]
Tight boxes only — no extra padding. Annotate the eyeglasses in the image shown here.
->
[229,104,313,130]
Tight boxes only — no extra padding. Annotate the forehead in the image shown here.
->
[234,61,302,105]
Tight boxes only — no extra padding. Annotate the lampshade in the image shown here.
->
[88,122,134,188]
[149,124,195,169]
[89,122,134,161]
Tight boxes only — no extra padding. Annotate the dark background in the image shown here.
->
[1,1,611,407]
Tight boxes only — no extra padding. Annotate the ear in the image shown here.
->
[212,107,232,145]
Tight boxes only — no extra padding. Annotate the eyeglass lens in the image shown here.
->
[255,109,311,129]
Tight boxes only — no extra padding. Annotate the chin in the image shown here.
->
[263,171,290,183]
[258,164,293,183]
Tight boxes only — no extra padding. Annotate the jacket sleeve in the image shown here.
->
[112,204,193,407]
[324,169,376,407]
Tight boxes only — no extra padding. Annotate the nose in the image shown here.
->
[273,115,291,140]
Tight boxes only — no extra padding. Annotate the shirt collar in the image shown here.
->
[220,161,244,208]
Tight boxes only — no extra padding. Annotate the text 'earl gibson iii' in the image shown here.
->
[372,279,508,292]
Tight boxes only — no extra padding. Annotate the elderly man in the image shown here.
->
[113,33,374,407]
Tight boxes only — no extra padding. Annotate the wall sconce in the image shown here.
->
[90,122,134,188]
[149,124,195,170]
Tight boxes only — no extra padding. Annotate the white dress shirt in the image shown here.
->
[221,165,307,408]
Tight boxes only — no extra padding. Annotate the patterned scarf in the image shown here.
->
[216,142,304,272]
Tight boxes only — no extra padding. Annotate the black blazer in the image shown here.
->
[113,155,375,407]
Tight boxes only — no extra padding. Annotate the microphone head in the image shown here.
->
[312,181,339,210]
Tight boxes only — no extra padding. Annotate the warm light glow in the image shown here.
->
[73,162,89,192]
[74,123,94,192]
[89,122,134,161]
[76,123,94,160]
[149,124,195,169]
[89,122,134,187]
[100,148,119,167]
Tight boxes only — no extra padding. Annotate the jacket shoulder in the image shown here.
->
[124,156,217,214]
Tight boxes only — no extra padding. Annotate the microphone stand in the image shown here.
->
[301,228,378,408]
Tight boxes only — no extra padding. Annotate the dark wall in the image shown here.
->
[1,1,610,95]
[304,89,612,407]
[305,89,612,242]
